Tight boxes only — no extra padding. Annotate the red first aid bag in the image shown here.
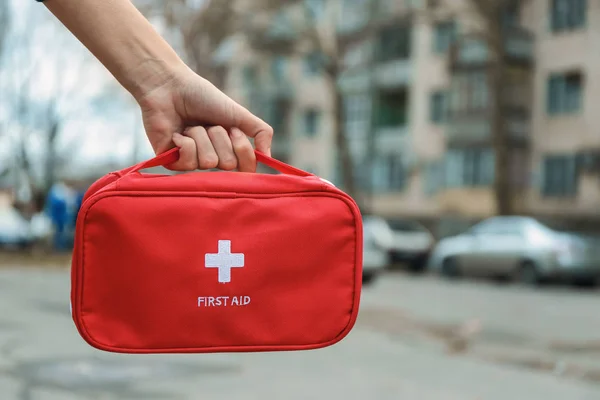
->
[71,148,363,353]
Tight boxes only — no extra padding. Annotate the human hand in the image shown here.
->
[136,66,273,172]
[44,0,272,172]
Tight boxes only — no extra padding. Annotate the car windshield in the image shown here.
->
[469,217,564,237]
[527,219,556,234]
[388,219,425,232]
[470,218,521,234]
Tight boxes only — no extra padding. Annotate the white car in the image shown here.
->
[387,219,435,272]
[0,207,32,248]
[428,216,600,285]
[362,216,394,284]
[0,207,53,249]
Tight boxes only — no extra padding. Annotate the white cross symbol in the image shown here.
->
[205,240,245,283]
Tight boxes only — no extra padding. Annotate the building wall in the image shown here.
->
[219,0,600,221]
[527,0,600,216]
[291,55,336,179]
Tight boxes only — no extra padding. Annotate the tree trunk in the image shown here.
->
[45,120,60,193]
[489,29,513,215]
[329,74,358,202]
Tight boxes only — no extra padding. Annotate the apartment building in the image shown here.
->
[216,0,600,222]
[527,0,600,219]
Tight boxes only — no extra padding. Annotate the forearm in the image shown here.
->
[44,0,186,100]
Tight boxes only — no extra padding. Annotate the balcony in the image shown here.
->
[338,69,372,92]
[374,126,409,153]
[372,59,412,89]
[261,79,294,100]
[338,59,413,93]
[452,28,534,69]
[446,112,530,146]
[337,13,368,36]
[244,83,292,137]
[245,79,293,108]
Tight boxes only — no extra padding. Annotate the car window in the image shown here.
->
[388,219,426,232]
[470,219,524,235]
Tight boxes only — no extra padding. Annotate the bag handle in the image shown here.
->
[122,147,313,177]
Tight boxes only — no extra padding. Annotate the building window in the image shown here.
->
[377,24,411,62]
[450,72,489,114]
[445,148,494,187]
[542,155,577,197]
[270,56,287,82]
[430,90,449,123]
[353,158,370,190]
[266,100,289,134]
[547,71,583,115]
[375,90,409,128]
[343,94,371,137]
[433,20,456,54]
[304,52,323,76]
[334,155,369,189]
[373,154,406,192]
[303,109,320,136]
[551,0,586,32]
[305,0,325,21]
[343,40,373,68]
[501,3,520,28]
[242,65,257,87]
[424,161,443,195]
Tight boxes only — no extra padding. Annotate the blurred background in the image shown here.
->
[1,0,600,399]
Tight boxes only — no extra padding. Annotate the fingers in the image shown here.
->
[185,126,218,169]
[178,77,274,155]
[206,126,237,171]
[170,133,198,171]
[170,126,256,172]
[230,128,256,173]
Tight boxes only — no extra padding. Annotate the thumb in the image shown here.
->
[234,106,274,157]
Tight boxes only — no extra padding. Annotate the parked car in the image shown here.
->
[0,207,33,248]
[428,216,600,285]
[387,219,435,272]
[362,215,394,284]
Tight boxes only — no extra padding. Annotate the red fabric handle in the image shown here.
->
[125,147,312,177]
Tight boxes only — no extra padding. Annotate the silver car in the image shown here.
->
[362,216,393,285]
[428,216,600,285]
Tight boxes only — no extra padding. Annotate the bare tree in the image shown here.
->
[442,0,531,215]
[137,0,235,86]
[137,0,529,216]
[0,6,115,208]
[0,0,9,57]
[236,0,404,203]
[137,0,377,201]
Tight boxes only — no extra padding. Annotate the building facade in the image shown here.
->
[217,0,600,224]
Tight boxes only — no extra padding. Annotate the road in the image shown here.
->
[0,267,598,400]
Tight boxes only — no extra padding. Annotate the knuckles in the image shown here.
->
[218,157,238,171]
[207,126,228,137]
[199,154,219,170]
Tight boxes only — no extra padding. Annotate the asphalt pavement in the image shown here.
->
[0,266,598,400]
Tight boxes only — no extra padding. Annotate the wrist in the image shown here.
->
[123,57,188,101]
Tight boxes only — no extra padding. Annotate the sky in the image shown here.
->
[0,0,156,181]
